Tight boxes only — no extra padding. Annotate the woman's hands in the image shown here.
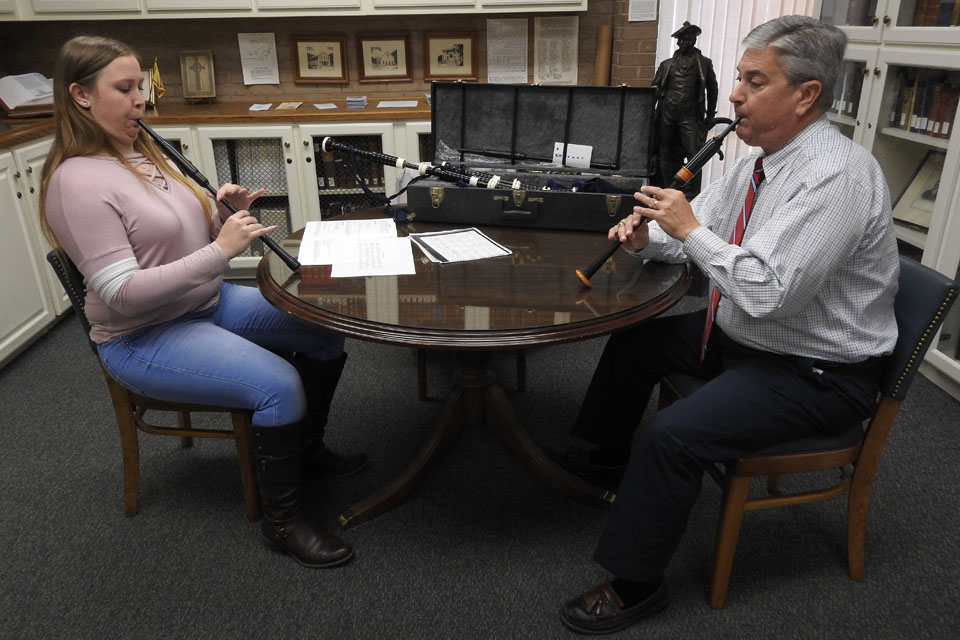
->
[212,184,266,222]
[215,210,278,260]
[211,184,274,260]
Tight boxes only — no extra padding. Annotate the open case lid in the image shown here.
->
[430,82,656,177]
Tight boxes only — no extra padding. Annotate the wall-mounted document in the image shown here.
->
[238,33,280,85]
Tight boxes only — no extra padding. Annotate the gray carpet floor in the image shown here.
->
[1,311,958,639]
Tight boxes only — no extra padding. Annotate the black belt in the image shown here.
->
[717,330,886,372]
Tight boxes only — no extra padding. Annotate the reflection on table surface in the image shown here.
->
[260,214,690,346]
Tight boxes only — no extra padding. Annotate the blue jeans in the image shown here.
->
[97,283,344,427]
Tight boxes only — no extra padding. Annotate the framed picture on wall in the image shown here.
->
[893,150,946,231]
[423,32,478,81]
[357,34,412,83]
[179,50,216,99]
[291,35,348,84]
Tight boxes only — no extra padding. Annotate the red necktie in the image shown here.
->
[700,157,765,361]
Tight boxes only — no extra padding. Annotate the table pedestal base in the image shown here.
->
[338,350,615,529]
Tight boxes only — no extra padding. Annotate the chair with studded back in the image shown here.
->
[658,255,958,608]
[46,247,261,522]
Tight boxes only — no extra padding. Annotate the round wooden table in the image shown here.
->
[258,213,691,528]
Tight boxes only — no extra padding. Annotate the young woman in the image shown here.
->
[40,35,366,568]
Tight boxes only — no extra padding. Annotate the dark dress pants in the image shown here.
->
[573,310,882,581]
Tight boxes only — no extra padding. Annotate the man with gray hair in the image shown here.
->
[560,15,898,634]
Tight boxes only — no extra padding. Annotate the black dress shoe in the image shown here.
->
[306,443,370,478]
[548,447,627,491]
[560,581,668,635]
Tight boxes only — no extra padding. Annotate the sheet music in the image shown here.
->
[297,218,400,266]
[330,237,416,278]
[408,228,512,263]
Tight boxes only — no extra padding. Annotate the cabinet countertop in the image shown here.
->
[0,97,432,151]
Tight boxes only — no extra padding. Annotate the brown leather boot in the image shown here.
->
[251,422,353,568]
[292,353,369,478]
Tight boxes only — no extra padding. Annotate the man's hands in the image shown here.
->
[630,186,700,243]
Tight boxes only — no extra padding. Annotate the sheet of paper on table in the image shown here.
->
[408,228,512,263]
[330,236,417,278]
[298,218,415,277]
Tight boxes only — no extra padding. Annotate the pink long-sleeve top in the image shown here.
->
[45,154,230,343]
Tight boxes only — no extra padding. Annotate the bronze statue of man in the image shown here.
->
[652,22,718,196]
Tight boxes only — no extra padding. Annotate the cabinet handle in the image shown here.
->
[286,158,293,164]
[29,187,34,193]
[284,141,291,148]
[871,15,879,25]
[26,166,32,174]
[874,67,881,76]
[882,15,890,25]
[14,171,20,179]
[182,143,188,150]
[303,140,309,146]
[306,157,312,163]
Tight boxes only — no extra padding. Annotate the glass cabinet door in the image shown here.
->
[828,45,879,142]
[862,51,960,260]
[818,0,884,40]
[297,122,396,222]
[195,125,304,272]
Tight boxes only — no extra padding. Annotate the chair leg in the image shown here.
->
[846,473,873,581]
[709,474,751,609]
[177,410,194,448]
[105,380,141,517]
[232,412,261,522]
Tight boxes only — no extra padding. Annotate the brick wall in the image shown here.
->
[0,3,658,101]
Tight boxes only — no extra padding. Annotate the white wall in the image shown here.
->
[656,0,817,185]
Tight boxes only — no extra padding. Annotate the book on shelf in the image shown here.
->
[940,85,959,138]
[936,0,959,25]
[0,73,53,117]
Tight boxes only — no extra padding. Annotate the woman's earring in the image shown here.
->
[80,101,89,107]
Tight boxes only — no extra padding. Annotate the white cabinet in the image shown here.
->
[0,149,58,366]
[30,0,139,11]
[819,0,960,399]
[1,0,586,19]
[12,138,70,315]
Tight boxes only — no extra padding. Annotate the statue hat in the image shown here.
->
[671,21,702,38]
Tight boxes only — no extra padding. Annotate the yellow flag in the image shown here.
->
[152,57,165,100]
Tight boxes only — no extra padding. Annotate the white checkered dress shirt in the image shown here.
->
[641,116,899,363]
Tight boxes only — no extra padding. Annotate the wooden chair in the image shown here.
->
[658,256,958,608]
[46,248,261,522]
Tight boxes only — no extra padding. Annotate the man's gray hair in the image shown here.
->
[742,15,847,111]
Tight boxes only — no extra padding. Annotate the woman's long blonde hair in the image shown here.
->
[39,35,212,248]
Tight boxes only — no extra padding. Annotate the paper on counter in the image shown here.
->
[377,100,419,108]
[276,101,303,110]
[249,103,273,111]
[297,218,399,266]
[313,102,338,110]
[408,228,512,263]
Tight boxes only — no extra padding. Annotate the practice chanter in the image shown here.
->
[138,119,301,272]
[574,117,740,287]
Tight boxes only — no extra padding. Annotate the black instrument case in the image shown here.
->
[406,82,656,232]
